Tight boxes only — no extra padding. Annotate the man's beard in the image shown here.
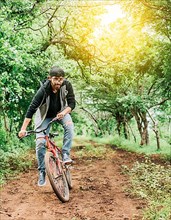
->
[52,83,61,91]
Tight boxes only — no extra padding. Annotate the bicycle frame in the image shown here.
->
[44,135,63,174]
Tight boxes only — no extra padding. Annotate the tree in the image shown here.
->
[0,0,170,149]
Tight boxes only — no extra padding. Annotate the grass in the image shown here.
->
[115,137,171,160]
[71,136,115,159]
[122,160,171,220]
[78,134,171,161]
[74,144,107,158]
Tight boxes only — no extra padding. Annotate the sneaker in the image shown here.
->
[38,171,46,186]
[63,153,72,164]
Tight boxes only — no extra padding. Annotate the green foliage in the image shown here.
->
[71,111,96,136]
[0,124,6,148]
[0,0,170,184]
[0,125,35,184]
[0,147,33,185]
[123,160,171,220]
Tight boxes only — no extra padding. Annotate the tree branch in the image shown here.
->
[149,98,169,108]
[141,0,171,13]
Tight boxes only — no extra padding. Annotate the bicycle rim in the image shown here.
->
[45,152,69,202]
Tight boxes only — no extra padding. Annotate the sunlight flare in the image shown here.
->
[101,4,124,26]
[92,4,125,39]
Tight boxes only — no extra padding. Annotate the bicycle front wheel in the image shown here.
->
[45,152,69,202]
[65,165,73,189]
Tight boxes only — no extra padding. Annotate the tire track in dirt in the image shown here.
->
[0,147,145,220]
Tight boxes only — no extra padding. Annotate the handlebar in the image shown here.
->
[20,117,57,139]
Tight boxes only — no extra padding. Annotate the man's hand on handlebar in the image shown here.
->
[56,112,65,120]
[53,112,65,121]
[18,130,27,138]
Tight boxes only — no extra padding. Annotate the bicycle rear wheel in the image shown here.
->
[45,152,69,202]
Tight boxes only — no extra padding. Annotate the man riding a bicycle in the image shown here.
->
[18,66,76,186]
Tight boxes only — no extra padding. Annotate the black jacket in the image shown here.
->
[26,79,75,127]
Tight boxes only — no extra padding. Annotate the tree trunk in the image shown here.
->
[123,121,130,139]
[132,110,149,146]
[127,123,137,143]
[154,127,160,151]
[147,111,160,150]
[116,120,121,136]
[3,114,10,132]
[140,112,149,145]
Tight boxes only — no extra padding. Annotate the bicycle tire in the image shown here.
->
[65,165,73,189]
[45,151,69,202]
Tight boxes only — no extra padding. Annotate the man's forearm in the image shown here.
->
[56,107,72,120]
[20,118,31,131]
[62,107,72,115]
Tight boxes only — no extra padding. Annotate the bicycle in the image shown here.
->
[21,118,73,202]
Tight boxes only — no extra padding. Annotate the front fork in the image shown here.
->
[46,137,63,174]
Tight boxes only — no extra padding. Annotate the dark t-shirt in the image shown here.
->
[46,89,61,118]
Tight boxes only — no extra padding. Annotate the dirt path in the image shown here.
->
[0,146,146,220]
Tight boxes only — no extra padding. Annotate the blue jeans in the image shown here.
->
[35,114,74,172]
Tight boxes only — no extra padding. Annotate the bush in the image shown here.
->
[123,159,171,220]
[0,127,35,185]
